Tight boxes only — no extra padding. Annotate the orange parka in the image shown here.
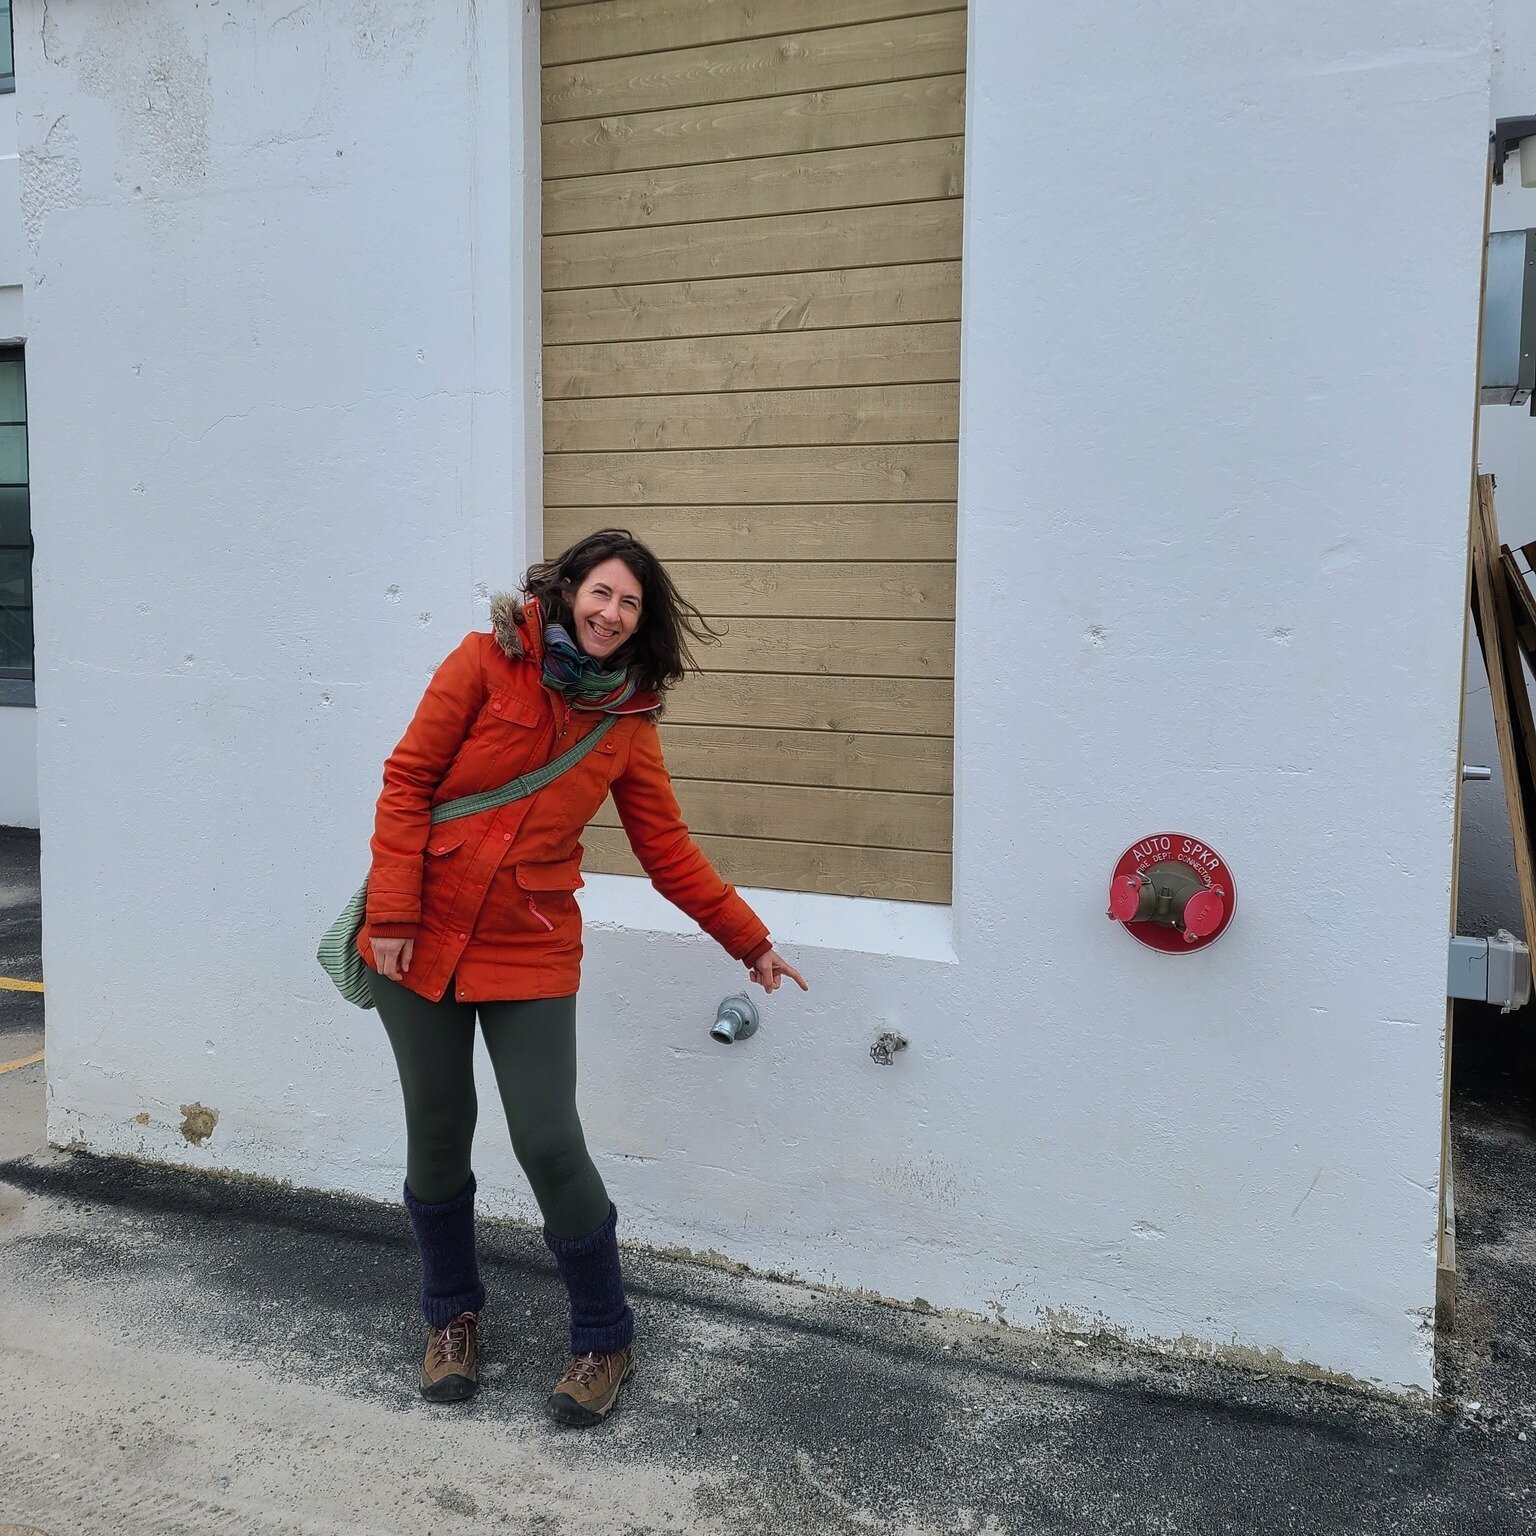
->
[359,595,772,1003]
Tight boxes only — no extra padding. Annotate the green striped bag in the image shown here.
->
[318,715,617,1008]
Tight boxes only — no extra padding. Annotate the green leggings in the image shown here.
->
[368,969,611,1239]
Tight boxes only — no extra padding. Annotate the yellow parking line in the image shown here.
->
[0,1047,43,1075]
[0,977,42,993]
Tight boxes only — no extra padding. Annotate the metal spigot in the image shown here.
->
[711,993,760,1044]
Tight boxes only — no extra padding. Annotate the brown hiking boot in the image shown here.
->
[546,1345,635,1427]
[419,1311,479,1402]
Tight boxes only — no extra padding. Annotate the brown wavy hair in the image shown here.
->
[521,528,721,698]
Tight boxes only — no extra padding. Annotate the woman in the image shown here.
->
[359,528,808,1427]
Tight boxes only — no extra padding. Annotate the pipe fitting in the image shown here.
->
[711,993,760,1045]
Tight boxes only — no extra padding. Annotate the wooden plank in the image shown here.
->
[1497,570,1536,848]
[1484,525,1536,874]
[544,383,960,451]
[668,560,953,618]
[696,617,953,677]
[655,722,954,792]
[1437,1143,1457,1329]
[543,0,965,68]
[544,444,958,506]
[546,502,956,561]
[545,322,960,398]
[1440,158,1494,1322]
[594,778,951,850]
[1503,543,1536,645]
[582,824,951,902]
[667,670,952,732]
[1471,474,1536,946]
[542,73,966,178]
[1501,545,1536,662]
[542,263,962,345]
[544,137,963,236]
[544,199,961,288]
[542,13,967,124]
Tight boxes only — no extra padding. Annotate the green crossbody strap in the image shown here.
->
[426,712,618,826]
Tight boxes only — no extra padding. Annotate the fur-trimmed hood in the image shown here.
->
[489,591,531,663]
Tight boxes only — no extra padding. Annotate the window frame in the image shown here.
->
[0,0,15,94]
[0,346,33,706]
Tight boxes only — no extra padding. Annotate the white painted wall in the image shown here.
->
[24,0,1492,1395]
[1462,0,1536,936]
[0,704,37,827]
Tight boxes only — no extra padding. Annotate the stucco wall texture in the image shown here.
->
[18,0,1493,1395]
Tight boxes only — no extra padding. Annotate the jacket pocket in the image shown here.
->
[515,856,585,893]
[486,688,542,728]
[424,828,468,858]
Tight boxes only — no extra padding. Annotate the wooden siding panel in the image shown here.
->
[542,0,963,903]
[542,13,967,123]
[656,723,954,792]
[543,137,963,235]
[665,560,953,617]
[545,323,960,398]
[593,778,952,851]
[544,444,957,507]
[544,199,961,288]
[546,502,956,560]
[666,672,952,733]
[544,384,959,451]
[698,617,953,677]
[543,263,961,347]
[542,74,965,178]
[543,0,964,67]
[583,825,952,902]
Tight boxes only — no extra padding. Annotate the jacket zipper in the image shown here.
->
[526,895,555,932]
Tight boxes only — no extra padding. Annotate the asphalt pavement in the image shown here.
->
[0,826,42,1165]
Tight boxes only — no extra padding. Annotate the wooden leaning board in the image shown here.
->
[1471,474,1536,946]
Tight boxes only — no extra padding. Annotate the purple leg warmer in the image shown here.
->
[542,1202,636,1355]
[403,1174,487,1326]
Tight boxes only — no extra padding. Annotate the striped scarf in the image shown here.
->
[541,620,639,712]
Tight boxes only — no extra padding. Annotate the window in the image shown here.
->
[0,350,33,705]
[0,2,14,94]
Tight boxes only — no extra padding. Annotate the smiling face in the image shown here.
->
[567,556,643,661]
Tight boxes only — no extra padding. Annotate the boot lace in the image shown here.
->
[562,1350,608,1388]
[428,1312,475,1368]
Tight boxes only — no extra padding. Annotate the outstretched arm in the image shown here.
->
[609,718,807,992]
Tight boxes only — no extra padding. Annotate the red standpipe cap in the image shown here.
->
[1182,888,1225,940]
[1108,875,1143,923]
